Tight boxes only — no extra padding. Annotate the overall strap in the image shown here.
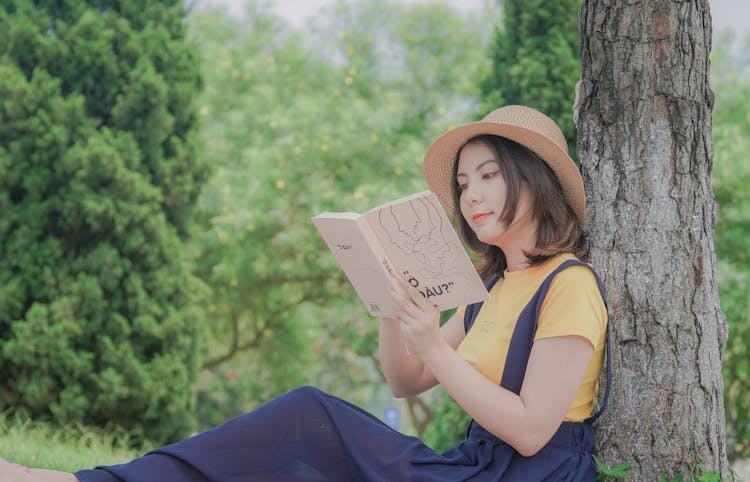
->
[581,263,611,424]
[531,260,610,423]
[464,259,611,423]
[463,274,501,333]
[514,258,610,424]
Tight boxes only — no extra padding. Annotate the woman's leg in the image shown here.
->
[0,458,77,482]
[6,387,447,482]
[27,470,77,482]
[76,386,440,482]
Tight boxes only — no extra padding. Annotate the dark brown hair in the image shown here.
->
[451,135,588,280]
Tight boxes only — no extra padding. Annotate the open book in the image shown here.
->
[312,191,488,317]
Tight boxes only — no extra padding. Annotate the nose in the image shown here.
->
[462,184,481,205]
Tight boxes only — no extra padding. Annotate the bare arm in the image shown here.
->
[422,335,593,456]
[378,312,465,397]
[390,277,594,456]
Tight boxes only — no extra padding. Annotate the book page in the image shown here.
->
[363,191,487,311]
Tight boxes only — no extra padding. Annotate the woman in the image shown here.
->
[0,105,609,481]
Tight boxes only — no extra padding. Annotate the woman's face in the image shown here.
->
[456,141,533,247]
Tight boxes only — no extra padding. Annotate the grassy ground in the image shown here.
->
[0,413,147,473]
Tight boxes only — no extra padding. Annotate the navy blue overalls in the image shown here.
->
[76,258,610,482]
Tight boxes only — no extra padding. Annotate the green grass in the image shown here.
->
[0,412,149,473]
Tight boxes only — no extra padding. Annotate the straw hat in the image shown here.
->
[423,105,585,223]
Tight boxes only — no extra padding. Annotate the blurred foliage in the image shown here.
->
[2,0,745,460]
[711,31,750,460]
[421,388,471,453]
[186,0,491,429]
[480,0,581,151]
[0,0,208,444]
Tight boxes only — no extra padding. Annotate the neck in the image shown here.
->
[504,251,530,272]
[499,220,538,273]
[502,240,534,273]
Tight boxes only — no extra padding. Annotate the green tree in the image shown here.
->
[480,0,581,149]
[186,0,490,431]
[711,32,750,460]
[0,0,208,444]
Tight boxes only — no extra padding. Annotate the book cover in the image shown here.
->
[313,191,488,317]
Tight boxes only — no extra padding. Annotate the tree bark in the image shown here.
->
[575,0,729,478]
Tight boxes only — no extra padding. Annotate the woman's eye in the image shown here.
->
[457,183,468,192]
[482,171,499,180]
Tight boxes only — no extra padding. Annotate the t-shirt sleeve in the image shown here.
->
[534,264,606,348]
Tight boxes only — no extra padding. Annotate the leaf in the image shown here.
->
[610,462,633,476]
[594,456,632,479]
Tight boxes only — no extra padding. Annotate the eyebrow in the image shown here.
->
[455,159,499,178]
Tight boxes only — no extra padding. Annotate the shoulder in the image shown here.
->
[536,259,607,346]
[545,259,606,311]
[549,260,603,291]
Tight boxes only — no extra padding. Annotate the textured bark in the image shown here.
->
[575,0,729,479]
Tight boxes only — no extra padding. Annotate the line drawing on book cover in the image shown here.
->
[376,195,473,284]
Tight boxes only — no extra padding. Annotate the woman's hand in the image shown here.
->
[389,277,444,359]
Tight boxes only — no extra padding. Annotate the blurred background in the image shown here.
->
[0,0,747,474]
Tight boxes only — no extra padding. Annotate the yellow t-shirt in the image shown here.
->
[456,253,607,422]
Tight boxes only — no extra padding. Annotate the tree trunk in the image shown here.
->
[575,0,729,479]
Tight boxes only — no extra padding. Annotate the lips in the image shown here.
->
[472,212,493,223]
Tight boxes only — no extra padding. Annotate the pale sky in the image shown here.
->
[709,0,750,36]
[201,0,749,38]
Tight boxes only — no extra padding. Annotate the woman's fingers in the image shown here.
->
[390,290,424,323]
[395,277,437,309]
[390,280,440,325]
[389,282,416,315]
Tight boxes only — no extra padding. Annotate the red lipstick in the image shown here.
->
[472,212,492,223]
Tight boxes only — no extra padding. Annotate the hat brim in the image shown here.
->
[423,121,585,223]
